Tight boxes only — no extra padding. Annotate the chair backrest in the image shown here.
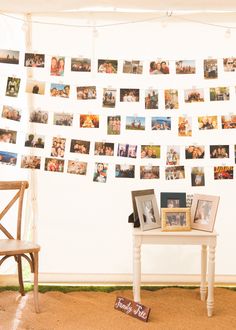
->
[0,181,29,240]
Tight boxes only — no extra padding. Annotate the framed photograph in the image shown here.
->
[135,194,161,231]
[160,192,186,208]
[130,189,154,225]
[191,194,220,232]
[162,208,191,231]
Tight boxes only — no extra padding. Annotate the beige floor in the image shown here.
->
[0,288,236,330]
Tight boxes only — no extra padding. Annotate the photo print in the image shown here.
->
[145,89,158,109]
[50,83,70,98]
[5,77,21,97]
[166,146,180,165]
[198,116,218,130]
[123,60,143,74]
[71,58,91,72]
[149,60,170,74]
[165,166,185,180]
[0,128,17,144]
[178,117,192,136]
[94,142,114,156]
[21,155,41,169]
[51,137,66,158]
[210,145,229,158]
[120,89,139,102]
[67,160,87,175]
[175,60,196,74]
[221,115,236,129]
[45,158,65,172]
[0,49,19,64]
[223,58,236,72]
[115,164,135,178]
[76,86,96,100]
[193,200,212,225]
[117,143,137,158]
[80,115,99,128]
[140,166,160,179]
[151,117,171,130]
[103,88,116,108]
[0,151,17,165]
[107,116,121,135]
[184,88,204,103]
[141,145,160,159]
[210,87,230,101]
[191,167,205,187]
[25,80,45,95]
[50,56,65,76]
[204,59,218,79]
[70,139,90,154]
[98,59,118,73]
[25,133,45,148]
[93,162,108,183]
[160,192,186,208]
[165,89,179,109]
[126,116,145,130]
[214,166,233,180]
[185,145,205,159]
[53,113,73,126]
[2,105,21,122]
[24,53,45,67]
[29,110,48,124]
[162,208,190,231]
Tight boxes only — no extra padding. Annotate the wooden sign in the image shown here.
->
[114,296,150,322]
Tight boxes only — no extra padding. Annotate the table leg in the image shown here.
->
[200,245,207,301]
[207,245,216,317]
[133,238,141,303]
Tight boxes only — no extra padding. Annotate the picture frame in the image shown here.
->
[162,208,191,231]
[160,192,186,208]
[130,189,155,226]
[191,194,220,232]
[135,194,161,231]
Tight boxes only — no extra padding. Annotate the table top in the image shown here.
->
[133,227,217,237]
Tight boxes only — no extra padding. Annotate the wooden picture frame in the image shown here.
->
[160,192,186,208]
[135,194,161,231]
[162,208,191,231]
[191,194,220,232]
[130,189,155,226]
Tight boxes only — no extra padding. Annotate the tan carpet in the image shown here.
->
[0,288,235,330]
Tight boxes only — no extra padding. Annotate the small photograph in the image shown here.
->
[50,56,65,76]
[0,49,19,64]
[5,77,21,97]
[210,87,230,101]
[149,60,170,74]
[45,158,64,172]
[53,113,73,126]
[184,89,204,103]
[198,116,218,130]
[98,59,118,73]
[175,60,196,74]
[141,145,160,158]
[221,115,236,129]
[25,133,45,148]
[151,117,171,130]
[191,167,205,186]
[185,145,205,159]
[76,86,96,100]
[0,150,17,165]
[204,59,218,79]
[2,105,21,122]
[178,117,192,136]
[126,116,145,130]
[162,208,191,231]
[123,60,143,74]
[166,146,180,165]
[165,166,185,180]
[223,58,236,72]
[117,144,137,158]
[165,89,179,109]
[140,166,160,179]
[0,128,17,143]
[25,80,45,95]
[107,116,121,135]
[21,155,41,169]
[160,192,186,208]
[70,139,90,154]
[71,58,91,72]
[102,88,116,108]
[93,162,108,183]
[24,53,45,67]
[67,160,87,175]
[210,145,229,158]
[120,89,139,102]
[94,142,114,156]
[115,164,135,178]
[29,110,48,124]
[145,89,158,109]
[50,83,70,98]
[80,115,99,128]
[214,166,233,180]
[51,137,66,158]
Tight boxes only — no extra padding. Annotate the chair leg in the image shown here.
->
[17,256,25,296]
[33,252,40,313]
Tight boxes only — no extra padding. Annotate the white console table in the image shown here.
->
[133,228,217,317]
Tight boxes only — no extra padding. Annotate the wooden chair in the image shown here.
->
[0,181,40,312]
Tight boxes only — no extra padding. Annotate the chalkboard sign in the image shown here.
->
[114,296,151,322]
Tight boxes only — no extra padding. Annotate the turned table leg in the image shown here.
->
[133,238,141,303]
[207,245,216,317]
[200,245,207,301]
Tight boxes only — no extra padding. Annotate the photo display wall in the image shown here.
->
[0,49,236,186]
